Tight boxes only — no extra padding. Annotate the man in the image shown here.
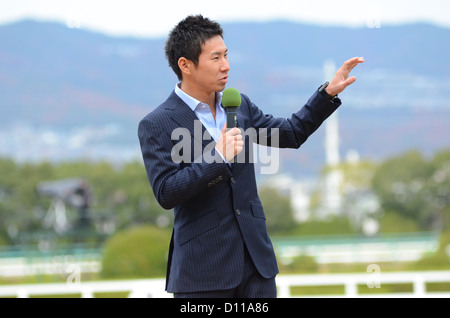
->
[138,15,364,298]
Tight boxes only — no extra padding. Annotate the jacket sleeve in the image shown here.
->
[245,89,341,148]
[138,117,232,210]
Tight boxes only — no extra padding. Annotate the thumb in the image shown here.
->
[345,76,356,86]
[221,123,227,134]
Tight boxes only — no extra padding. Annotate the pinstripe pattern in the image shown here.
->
[138,89,341,294]
[173,245,276,298]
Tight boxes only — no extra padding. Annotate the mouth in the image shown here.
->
[220,76,228,83]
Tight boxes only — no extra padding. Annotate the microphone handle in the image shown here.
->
[226,107,238,129]
[225,107,238,164]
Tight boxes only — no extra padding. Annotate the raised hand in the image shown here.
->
[326,57,365,96]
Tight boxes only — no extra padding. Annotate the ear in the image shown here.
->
[178,57,192,77]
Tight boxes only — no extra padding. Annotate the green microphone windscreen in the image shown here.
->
[222,88,241,108]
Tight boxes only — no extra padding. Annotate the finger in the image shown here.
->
[347,56,364,65]
[228,127,242,136]
[344,58,360,71]
[342,57,358,68]
[344,76,356,86]
[235,143,244,155]
[343,57,364,71]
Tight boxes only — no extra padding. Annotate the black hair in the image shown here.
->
[165,15,224,80]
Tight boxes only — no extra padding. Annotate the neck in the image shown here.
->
[180,82,217,116]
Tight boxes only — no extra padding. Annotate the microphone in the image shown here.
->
[222,87,241,129]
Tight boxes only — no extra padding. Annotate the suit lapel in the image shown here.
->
[165,91,215,150]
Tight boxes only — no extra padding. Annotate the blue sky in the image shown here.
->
[1,0,449,38]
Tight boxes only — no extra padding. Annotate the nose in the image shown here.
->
[221,58,230,72]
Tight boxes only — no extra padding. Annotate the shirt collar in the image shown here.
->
[174,82,223,112]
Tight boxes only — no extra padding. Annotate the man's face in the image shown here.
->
[190,35,230,94]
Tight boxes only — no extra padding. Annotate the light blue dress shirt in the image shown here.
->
[174,83,228,163]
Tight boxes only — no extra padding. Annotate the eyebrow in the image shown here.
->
[210,48,228,56]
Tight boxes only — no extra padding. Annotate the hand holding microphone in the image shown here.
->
[216,88,243,163]
[216,124,243,163]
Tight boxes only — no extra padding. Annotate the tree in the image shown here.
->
[101,225,171,279]
[425,149,450,230]
[372,149,450,230]
[258,184,296,234]
[0,157,171,246]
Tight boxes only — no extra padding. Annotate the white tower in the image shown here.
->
[320,59,343,217]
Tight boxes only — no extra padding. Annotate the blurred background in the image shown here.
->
[0,0,449,297]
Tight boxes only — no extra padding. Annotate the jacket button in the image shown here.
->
[230,177,235,184]
[235,209,240,216]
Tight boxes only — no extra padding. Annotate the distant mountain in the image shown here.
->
[0,20,170,128]
[0,20,449,177]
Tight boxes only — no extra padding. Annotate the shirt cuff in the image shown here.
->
[214,147,231,165]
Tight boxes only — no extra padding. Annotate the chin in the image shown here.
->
[216,84,227,91]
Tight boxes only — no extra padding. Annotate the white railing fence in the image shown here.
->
[0,278,169,298]
[276,270,450,297]
[0,271,449,298]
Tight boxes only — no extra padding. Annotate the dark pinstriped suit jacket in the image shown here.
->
[138,89,340,293]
